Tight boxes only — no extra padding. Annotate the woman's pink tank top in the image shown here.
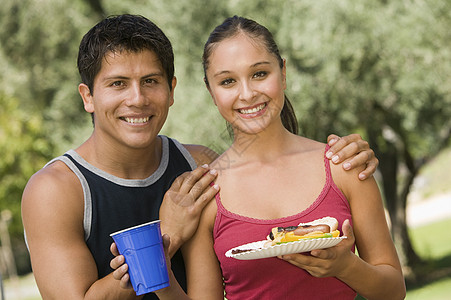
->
[213,146,356,300]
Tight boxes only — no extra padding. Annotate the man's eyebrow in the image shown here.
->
[103,72,165,81]
[141,72,165,79]
[103,75,128,81]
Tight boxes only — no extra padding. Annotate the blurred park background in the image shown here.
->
[0,0,450,298]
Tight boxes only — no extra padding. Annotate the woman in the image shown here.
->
[113,16,405,300]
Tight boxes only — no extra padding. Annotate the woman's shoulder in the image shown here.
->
[292,135,326,156]
[330,153,366,199]
[182,143,219,166]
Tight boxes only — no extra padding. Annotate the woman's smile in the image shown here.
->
[237,102,268,118]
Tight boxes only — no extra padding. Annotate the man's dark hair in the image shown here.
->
[77,14,175,94]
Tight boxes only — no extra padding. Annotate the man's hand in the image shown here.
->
[111,235,174,291]
[110,243,133,290]
[327,134,378,180]
[159,164,219,257]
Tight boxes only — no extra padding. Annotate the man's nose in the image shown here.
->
[126,83,148,106]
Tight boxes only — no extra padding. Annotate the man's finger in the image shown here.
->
[110,242,119,256]
[112,258,128,279]
[328,141,360,164]
[341,149,377,176]
[329,134,369,158]
[194,184,219,209]
[358,159,379,180]
[120,272,131,289]
[110,254,125,270]
[188,168,218,200]
[178,164,211,194]
[327,134,340,146]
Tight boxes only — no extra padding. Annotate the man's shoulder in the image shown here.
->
[181,143,219,166]
[23,158,82,205]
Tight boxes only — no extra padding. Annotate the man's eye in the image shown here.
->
[144,78,156,84]
[220,78,235,86]
[253,71,267,78]
[111,81,124,87]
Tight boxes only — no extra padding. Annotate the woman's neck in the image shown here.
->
[229,123,296,163]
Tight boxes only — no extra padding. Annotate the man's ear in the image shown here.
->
[79,83,94,113]
[169,76,177,107]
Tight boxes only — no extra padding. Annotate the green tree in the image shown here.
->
[0,0,95,152]
[275,0,451,281]
[0,93,55,274]
[1,0,449,281]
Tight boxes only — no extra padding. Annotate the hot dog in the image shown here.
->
[268,216,340,245]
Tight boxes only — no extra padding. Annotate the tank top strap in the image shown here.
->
[323,144,333,189]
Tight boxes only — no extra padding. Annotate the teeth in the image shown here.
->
[239,103,266,114]
[124,117,150,124]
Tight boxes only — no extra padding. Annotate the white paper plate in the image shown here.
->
[225,236,346,260]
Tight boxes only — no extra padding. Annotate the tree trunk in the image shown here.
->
[368,132,423,278]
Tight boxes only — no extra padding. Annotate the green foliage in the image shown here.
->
[0,0,450,274]
[0,93,54,244]
[0,0,95,151]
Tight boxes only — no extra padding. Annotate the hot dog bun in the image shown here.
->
[268,216,340,245]
[298,216,338,232]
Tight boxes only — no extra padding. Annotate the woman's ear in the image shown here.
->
[282,58,287,90]
[79,83,94,113]
[204,78,217,106]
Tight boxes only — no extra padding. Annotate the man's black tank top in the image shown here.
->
[49,136,196,298]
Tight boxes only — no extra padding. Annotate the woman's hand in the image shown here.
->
[280,219,356,278]
[327,134,378,180]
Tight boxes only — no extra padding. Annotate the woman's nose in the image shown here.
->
[238,81,256,102]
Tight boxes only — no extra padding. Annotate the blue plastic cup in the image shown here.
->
[110,220,169,295]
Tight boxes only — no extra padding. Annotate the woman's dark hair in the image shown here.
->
[202,16,298,135]
[77,14,175,94]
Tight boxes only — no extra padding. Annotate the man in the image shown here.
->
[21,14,377,299]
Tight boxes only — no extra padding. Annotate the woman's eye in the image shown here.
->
[220,78,235,86]
[253,71,267,78]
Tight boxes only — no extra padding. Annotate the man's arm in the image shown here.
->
[21,162,138,300]
[112,144,220,292]
[159,144,219,257]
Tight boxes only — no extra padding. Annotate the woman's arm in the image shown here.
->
[334,166,406,299]
[181,199,224,299]
[282,164,405,299]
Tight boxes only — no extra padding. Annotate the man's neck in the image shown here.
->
[75,135,162,180]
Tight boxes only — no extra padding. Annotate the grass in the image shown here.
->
[405,217,451,299]
[412,148,451,199]
[407,277,451,300]
[409,218,451,259]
